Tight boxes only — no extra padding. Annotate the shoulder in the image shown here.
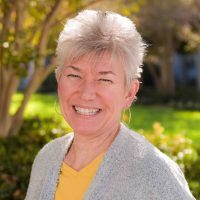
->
[25,133,73,200]
[121,124,178,168]
[119,123,155,159]
[120,124,194,199]
[37,133,73,156]
[121,124,186,182]
[34,133,73,164]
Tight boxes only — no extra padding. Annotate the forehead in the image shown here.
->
[65,51,124,73]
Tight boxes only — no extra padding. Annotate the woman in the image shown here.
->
[25,10,195,200]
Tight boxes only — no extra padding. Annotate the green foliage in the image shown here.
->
[11,93,200,143]
[120,0,200,51]
[68,0,82,11]
[0,118,199,199]
[1,0,83,73]
[10,93,57,118]
[128,105,200,145]
[142,122,197,171]
[140,122,200,199]
[3,43,36,77]
[0,117,70,200]
[3,93,199,199]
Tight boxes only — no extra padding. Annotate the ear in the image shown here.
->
[123,80,140,109]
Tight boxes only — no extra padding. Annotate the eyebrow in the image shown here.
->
[65,65,80,71]
[98,71,117,76]
[65,66,116,76]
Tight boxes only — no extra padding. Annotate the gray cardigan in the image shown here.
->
[25,123,196,200]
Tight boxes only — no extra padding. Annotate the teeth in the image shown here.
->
[74,106,100,115]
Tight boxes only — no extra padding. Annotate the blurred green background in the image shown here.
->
[0,0,200,199]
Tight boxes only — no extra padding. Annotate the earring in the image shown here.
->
[121,108,132,125]
[54,97,62,115]
[127,108,131,125]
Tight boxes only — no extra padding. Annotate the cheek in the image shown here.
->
[100,86,125,109]
[58,85,72,106]
[58,80,77,96]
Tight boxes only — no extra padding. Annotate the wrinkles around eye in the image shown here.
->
[98,79,113,83]
[66,74,82,78]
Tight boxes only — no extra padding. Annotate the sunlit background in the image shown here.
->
[0,0,200,199]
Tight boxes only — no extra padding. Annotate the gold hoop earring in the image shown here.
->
[54,97,62,115]
[121,108,131,125]
[127,108,131,125]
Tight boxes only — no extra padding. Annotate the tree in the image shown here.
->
[118,0,200,95]
[0,0,102,138]
[182,0,200,92]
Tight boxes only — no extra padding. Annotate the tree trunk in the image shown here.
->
[0,60,55,137]
[0,0,103,138]
[160,36,175,96]
[9,67,43,136]
[161,56,175,95]
[9,61,55,136]
[0,67,20,137]
[146,63,163,91]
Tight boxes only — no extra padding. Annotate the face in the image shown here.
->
[57,51,139,136]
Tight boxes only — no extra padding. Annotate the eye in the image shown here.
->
[98,79,113,83]
[65,74,81,79]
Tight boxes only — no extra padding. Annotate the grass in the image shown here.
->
[10,93,57,118]
[11,93,200,145]
[129,105,200,145]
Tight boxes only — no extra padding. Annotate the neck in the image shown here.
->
[64,123,121,170]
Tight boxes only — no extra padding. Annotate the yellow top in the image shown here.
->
[54,152,105,200]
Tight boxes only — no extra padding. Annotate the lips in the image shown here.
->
[73,105,102,116]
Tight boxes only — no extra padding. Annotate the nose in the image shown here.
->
[80,80,97,101]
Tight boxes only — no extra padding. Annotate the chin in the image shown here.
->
[72,125,100,136]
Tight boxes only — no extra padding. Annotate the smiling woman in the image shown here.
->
[25,10,196,200]
[57,51,138,137]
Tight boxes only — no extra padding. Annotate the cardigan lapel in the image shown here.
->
[83,123,129,200]
[39,133,74,200]
[39,123,129,200]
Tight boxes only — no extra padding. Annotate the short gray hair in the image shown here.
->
[56,10,146,88]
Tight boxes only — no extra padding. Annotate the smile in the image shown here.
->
[73,106,102,116]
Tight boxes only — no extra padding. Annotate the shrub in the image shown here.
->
[139,122,200,199]
[0,119,199,199]
[0,117,68,200]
